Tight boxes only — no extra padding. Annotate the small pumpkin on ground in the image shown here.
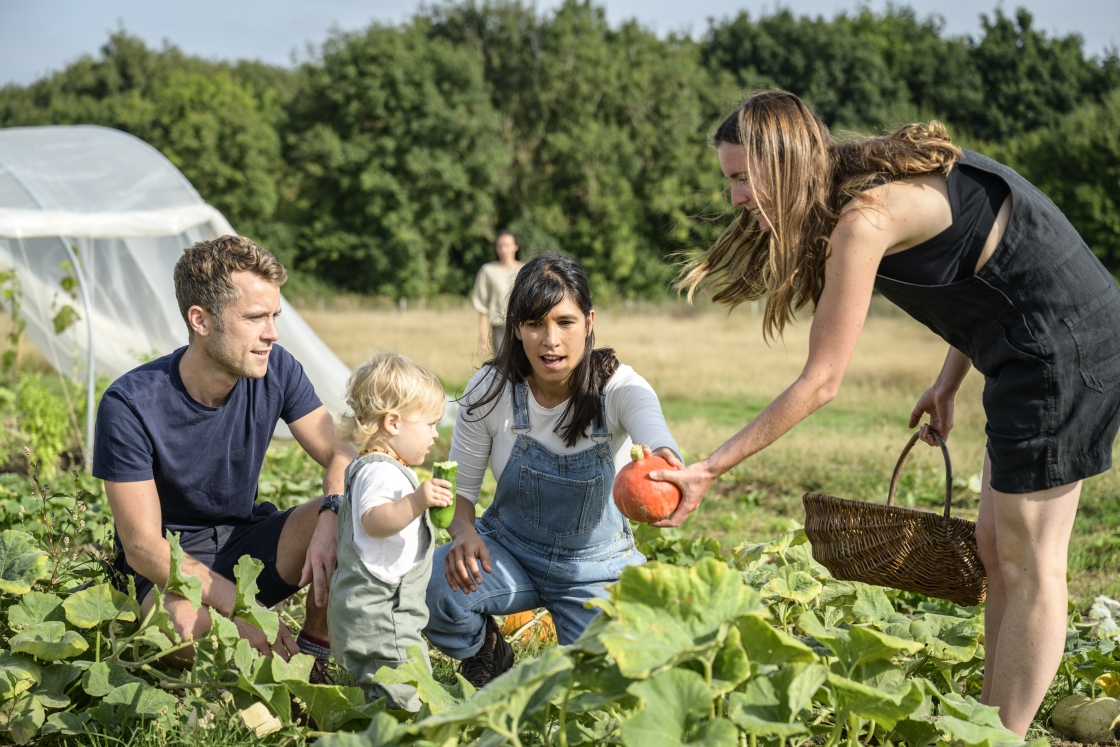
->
[500,610,556,645]
[1051,694,1120,744]
[613,445,682,523]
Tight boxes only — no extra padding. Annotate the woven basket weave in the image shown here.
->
[802,431,987,607]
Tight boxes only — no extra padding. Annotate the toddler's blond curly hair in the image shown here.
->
[337,351,445,451]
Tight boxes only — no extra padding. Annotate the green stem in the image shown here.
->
[823,710,847,747]
[95,627,101,663]
[847,714,861,747]
[864,719,876,747]
[750,732,757,747]
[558,682,572,747]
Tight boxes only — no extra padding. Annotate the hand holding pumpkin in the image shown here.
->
[613,444,684,523]
[646,457,719,528]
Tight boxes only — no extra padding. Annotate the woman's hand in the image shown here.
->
[444,516,492,594]
[647,458,718,528]
[909,384,957,446]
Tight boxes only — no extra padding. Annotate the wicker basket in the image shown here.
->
[802,430,987,607]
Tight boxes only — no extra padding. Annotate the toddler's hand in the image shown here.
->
[413,479,453,510]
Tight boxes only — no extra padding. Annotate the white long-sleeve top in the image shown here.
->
[448,364,682,504]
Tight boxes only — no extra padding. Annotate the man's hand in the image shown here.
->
[236,617,299,660]
[300,509,338,608]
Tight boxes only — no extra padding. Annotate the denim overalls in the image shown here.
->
[424,381,645,659]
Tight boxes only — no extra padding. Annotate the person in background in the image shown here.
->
[473,230,522,352]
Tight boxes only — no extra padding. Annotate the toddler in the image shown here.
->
[327,351,453,710]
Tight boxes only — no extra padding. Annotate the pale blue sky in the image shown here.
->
[1,0,1117,87]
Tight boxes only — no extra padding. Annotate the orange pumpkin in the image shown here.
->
[612,445,681,523]
[500,610,556,645]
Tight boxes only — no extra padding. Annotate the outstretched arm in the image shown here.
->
[650,210,887,526]
[288,406,358,605]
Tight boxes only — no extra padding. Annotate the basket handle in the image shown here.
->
[887,430,955,519]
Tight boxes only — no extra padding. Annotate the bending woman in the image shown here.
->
[425,252,680,687]
[656,91,1120,735]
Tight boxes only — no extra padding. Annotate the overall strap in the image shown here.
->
[344,452,420,499]
[590,392,612,444]
[511,380,531,434]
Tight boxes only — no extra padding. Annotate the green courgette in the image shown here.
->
[430,461,458,529]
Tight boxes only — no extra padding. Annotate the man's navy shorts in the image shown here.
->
[113,502,302,608]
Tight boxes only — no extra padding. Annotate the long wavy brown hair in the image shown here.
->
[680,90,961,340]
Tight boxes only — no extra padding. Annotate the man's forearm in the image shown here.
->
[124,536,238,616]
[322,446,356,496]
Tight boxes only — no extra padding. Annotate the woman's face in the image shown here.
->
[495,234,519,263]
[718,142,772,232]
[515,295,594,390]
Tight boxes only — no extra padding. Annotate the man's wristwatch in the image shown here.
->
[318,494,344,515]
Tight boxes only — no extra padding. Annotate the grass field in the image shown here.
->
[300,300,1120,607]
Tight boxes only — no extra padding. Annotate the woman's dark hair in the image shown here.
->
[465,251,619,447]
[495,229,518,247]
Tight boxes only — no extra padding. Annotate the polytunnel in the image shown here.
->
[0,125,352,458]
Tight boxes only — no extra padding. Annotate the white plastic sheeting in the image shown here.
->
[0,125,352,440]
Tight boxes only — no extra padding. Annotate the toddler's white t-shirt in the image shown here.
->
[348,461,428,584]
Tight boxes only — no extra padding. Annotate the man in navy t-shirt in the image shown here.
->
[93,235,356,668]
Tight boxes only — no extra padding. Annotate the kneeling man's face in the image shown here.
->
[207,271,282,379]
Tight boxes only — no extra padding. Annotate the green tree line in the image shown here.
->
[1,0,1118,297]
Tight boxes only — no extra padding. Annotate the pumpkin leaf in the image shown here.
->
[41,711,88,737]
[761,565,823,605]
[736,615,817,665]
[164,531,202,609]
[8,592,65,630]
[0,531,50,595]
[62,583,139,628]
[0,653,41,700]
[599,559,768,679]
[728,680,810,738]
[827,673,924,730]
[374,645,466,714]
[102,682,179,717]
[910,614,984,663]
[82,661,145,697]
[621,668,740,747]
[1,693,44,744]
[39,662,81,695]
[799,612,923,675]
[230,556,279,644]
[287,682,367,732]
[9,622,89,662]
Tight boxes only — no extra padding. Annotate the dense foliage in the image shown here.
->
[1,1,1117,297]
[5,460,1120,746]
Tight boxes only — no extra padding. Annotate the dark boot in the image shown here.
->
[459,616,515,688]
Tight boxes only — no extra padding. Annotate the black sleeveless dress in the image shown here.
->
[874,150,1120,494]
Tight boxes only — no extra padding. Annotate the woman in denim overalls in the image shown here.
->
[424,252,681,687]
[659,91,1120,736]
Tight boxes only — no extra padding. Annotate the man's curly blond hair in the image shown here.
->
[337,351,446,451]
